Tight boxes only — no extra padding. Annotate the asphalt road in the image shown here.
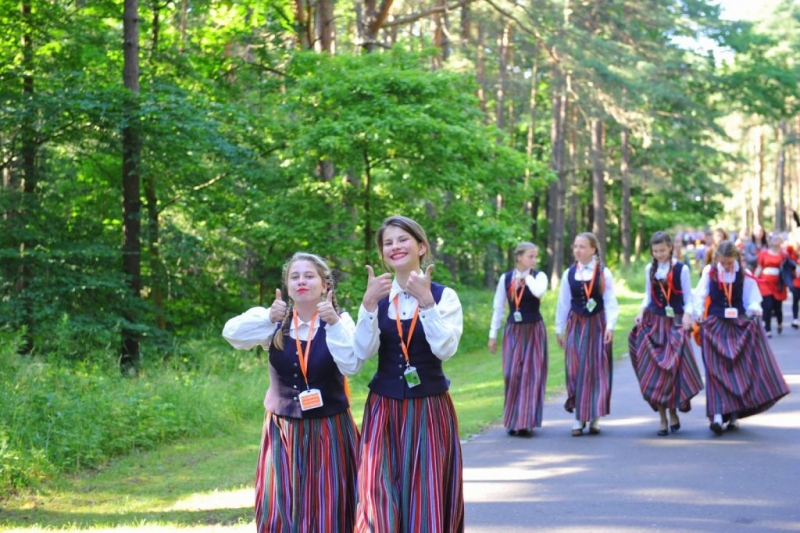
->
[463,313,800,533]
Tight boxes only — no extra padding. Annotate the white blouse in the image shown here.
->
[222,306,362,375]
[488,269,548,339]
[554,259,619,335]
[354,277,463,363]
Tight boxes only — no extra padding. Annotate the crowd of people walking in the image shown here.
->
[221,215,792,532]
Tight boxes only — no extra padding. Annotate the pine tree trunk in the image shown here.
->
[547,68,567,287]
[776,119,787,231]
[121,0,142,374]
[620,127,631,266]
[591,119,606,262]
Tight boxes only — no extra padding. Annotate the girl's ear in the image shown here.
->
[419,243,427,258]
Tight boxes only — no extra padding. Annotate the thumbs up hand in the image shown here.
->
[317,290,339,325]
[407,264,435,309]
[362,265,393,312]
[269,288,288,323]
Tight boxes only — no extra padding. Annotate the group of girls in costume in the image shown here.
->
[490,230,789,441]
[490,232,620,438]
[223,215,464,532]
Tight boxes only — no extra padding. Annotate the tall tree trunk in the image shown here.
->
[620,127,631,266]
[475,22,487,115]
[546,67,567,286]
[591,118,606,262]
[752,127,764,228]
[316,0,336,52]
[121,0,142,374]
[17,0,36,354]
[566,106,577,247]
[524,53,538,187]
[776,119,787,232]
[495,24,511,133]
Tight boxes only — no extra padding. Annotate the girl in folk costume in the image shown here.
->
[222,252,361,533]
[555,232,619,437]
[628,232,704,437]
[354,215,464,532]
[488,242,549,436]
[692,241,790,435]
[754,234,788,337]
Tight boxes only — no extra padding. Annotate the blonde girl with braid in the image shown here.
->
[223,252,361,533]
[628,231,703,437]
[555,232,619,436]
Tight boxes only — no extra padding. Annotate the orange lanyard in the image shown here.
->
[652,269,673,307]
[720,272,734,307]
[508,273,526,310]
[579,262,597,299]
[393,295,419,364]
[292,309,318,388]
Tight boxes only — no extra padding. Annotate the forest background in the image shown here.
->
[1,0,799,511]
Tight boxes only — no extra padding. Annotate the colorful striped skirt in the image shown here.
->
[700,315,790,420]
[502,320,548,430]
[628,311,703,412]
[563,311,613,422]
[355,392,464,533]
[255,409,359,533]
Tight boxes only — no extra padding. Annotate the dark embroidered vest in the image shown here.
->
[646,261,686,316]
[707,267,746,318]
[568,264,605,317]
[504,270,543,323]
[265,321,349,419]
[368,283,449,399]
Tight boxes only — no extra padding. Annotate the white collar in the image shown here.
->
[577,259,597,270]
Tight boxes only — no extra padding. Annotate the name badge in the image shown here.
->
[298,388,324,411]
[664,305,675,318]
[724,307,739,319]
[585,298,597,313]
[513,311,523,322]
[404,366,421,388]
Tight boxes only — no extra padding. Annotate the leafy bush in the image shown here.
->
[0,328,265,498]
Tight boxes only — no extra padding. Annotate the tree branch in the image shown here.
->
[482,0,559,63]
[382,0,477,29]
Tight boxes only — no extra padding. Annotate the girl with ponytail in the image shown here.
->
[222,252,361,532]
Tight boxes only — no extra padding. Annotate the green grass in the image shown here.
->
[0,269,645,531]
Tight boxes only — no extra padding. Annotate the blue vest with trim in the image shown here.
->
[568,264,605,317]
[707,267,746,318]
[265,322,349,419]
[646,261,686,316]
[504,270,543,323]
[369,283,449,399]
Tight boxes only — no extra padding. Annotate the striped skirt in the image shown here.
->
[502,320,548,430]
[628,311,704,412]
[700,315,790,420]
[255,409,359,533]
[563,311,613,422]
[355,392,464,533]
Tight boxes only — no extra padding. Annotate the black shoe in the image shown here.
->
[517,429,533,437]
[657,429,669,436]
[507,429,518,436]
[670,422,681,433]
[792,320,799,329]
[710,422,724,435]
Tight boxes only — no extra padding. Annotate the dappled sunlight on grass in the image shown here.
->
[166,488,252,511]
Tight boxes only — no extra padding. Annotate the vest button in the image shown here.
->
[293,397,299,401]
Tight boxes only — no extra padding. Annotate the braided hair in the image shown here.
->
[711,240,744,281]
[273,252,340,351]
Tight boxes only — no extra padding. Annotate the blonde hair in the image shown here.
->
[514,242,538,257]
[273,252,339,350]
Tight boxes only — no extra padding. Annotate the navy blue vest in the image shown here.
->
[707,267,746,318]
[504,270,543,323]
[568,264,605,317]
[646,262,686,316]
[265,321,350,419]
[368,283,449,399]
